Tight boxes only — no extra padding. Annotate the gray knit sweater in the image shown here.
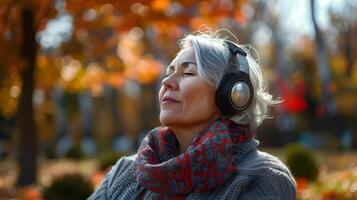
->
[88,139,296,199]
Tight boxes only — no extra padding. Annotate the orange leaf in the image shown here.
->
[234,9,247,25]
[296,177,309,192]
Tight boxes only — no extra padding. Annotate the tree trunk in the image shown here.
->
[110,87,124,138]
[16,6,38,186]
[343,29,353,77]
[310,0,336,115]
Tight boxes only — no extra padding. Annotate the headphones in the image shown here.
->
[215,40,254,116]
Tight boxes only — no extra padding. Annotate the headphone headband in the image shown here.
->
[224,40,249,74]
[224,40,247,56]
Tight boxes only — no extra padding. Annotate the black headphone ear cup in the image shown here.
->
[216,73,240,115]
[215,72,254,116]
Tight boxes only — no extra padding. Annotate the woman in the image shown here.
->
[89,31,296,200]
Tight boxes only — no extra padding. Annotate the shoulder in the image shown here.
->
[237,160,297,200]
[107,154,137,187]
[88,154,137,200]
[247,150,294,177]
[229,141,296,199]
[234,139,294,180]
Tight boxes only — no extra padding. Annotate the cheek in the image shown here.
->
[198,93,216,111]
[183,85,217,113]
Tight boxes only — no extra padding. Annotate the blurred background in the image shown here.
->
[0,0,356,199]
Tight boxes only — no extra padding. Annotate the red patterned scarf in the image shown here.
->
[134,118,253,198]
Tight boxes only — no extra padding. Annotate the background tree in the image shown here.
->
[0,0,56,186]
[310,0,336,115]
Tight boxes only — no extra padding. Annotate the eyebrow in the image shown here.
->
[167,61,197,72]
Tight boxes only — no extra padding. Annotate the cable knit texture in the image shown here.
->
[88,139,296,200]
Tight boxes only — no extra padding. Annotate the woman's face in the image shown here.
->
[159,47,219,128]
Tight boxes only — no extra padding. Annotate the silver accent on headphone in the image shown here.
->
[231,81,251,109]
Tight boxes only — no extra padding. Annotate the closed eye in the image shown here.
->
[183,72,196,76]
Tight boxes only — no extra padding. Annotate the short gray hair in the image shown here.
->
[178,31,280,128]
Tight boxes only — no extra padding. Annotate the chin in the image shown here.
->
[159,116,172,126]
[159,114,178,126]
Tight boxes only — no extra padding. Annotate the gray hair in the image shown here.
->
[178,31,280,128]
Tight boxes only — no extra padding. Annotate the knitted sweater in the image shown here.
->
[88,139,296,199]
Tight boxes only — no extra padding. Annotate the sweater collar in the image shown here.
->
[232,139,259,163]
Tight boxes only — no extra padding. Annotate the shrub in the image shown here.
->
[284,143,319,181]
[43,173,93,200]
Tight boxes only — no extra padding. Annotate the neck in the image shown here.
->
[173,126,202,154]
[171,116,220,154]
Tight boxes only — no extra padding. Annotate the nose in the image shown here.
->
[161,74,179,91]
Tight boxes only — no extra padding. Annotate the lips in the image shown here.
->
[161,96,180,104]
